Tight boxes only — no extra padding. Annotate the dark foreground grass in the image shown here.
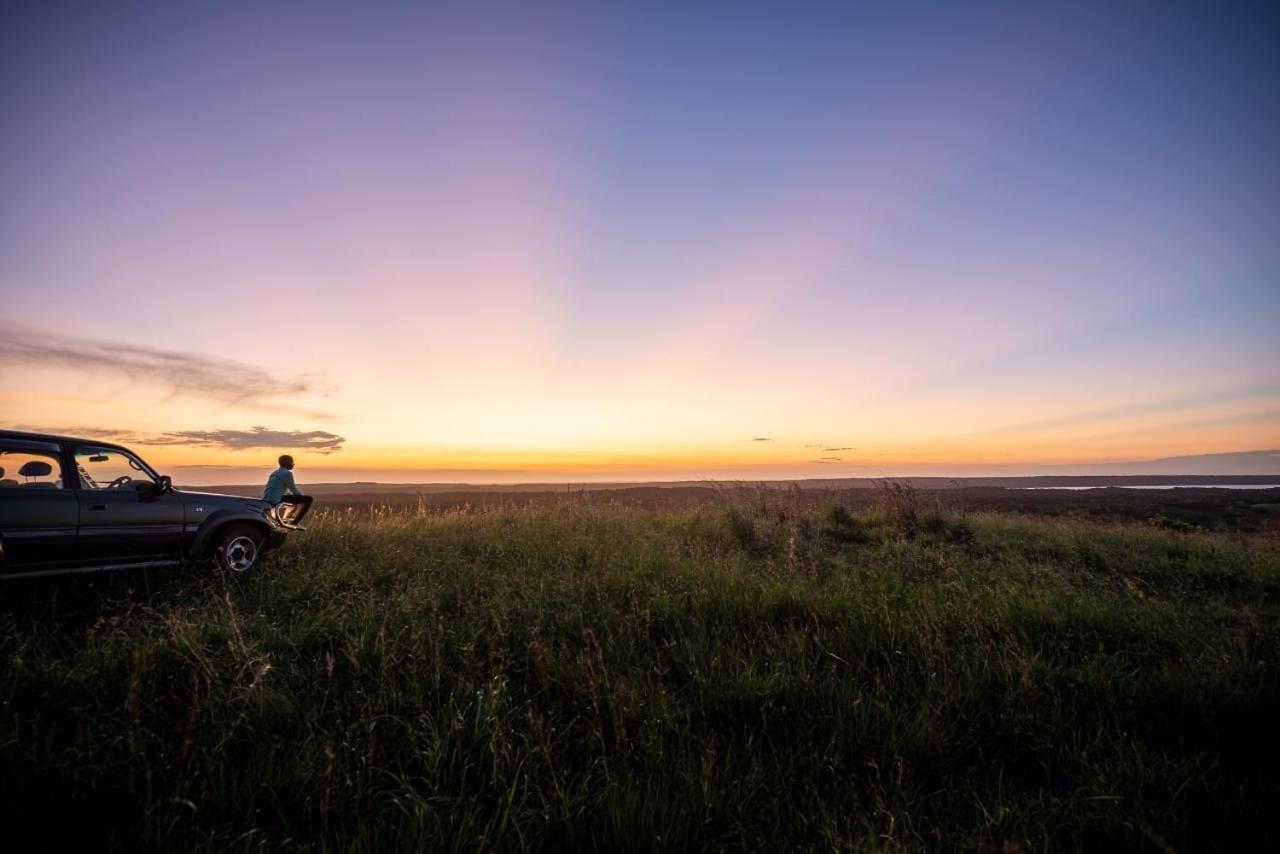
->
[2,498,1278,852]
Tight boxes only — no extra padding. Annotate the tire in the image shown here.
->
[213,523,266,574]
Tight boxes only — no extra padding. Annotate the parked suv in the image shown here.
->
[0,430,300,579]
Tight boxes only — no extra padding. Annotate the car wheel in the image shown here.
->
[214,524,265,574]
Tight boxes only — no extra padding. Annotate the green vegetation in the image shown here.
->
[3,493,1278,851]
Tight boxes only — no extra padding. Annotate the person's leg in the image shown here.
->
[278,494,302,523]
[294,494,313,522]
[278,494,313,525]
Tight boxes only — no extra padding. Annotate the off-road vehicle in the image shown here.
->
[0,430,302,579]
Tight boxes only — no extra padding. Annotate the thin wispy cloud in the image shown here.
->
[0,325,331,414]
[969,383,1280,439]
[13,426,142,442]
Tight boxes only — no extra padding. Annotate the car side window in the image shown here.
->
[0,448,64,489]
[75,448,156,490]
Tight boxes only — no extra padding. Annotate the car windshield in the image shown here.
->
[76,448,156,490]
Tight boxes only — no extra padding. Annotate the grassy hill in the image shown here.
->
[2,490,1277,851]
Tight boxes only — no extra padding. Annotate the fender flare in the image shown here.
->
[189,509,274,558]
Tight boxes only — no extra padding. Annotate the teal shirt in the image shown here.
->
[263,467,299,503]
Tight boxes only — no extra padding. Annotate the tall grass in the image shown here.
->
[1,499,1277,851]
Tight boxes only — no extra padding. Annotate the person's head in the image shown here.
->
[279,454,295,470]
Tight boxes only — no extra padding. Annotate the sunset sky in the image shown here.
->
[2,3,1277,484]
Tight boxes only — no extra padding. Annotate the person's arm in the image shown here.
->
[284,469,300,495]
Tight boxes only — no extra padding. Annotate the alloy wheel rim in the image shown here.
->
[225,536,258,572]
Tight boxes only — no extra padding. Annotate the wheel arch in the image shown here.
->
[189,511,273,559]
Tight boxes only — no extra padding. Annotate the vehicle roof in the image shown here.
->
[0,429,132,451]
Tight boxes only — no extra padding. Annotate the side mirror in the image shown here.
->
[135,476,172,501]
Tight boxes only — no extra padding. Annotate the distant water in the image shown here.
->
[1019,485,1280,491]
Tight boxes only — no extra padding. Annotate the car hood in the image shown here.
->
[176,490,273,512]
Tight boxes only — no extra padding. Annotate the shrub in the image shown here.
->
[1148,514,1205,533]
[822,503,876,544]
[726,505,760,552]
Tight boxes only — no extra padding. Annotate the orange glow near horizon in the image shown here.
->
[62,404,1279,485]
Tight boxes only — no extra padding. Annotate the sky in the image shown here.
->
[1,2,1278,484]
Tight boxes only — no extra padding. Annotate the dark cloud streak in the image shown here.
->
[141,427,345,454]
[16,424,345,454]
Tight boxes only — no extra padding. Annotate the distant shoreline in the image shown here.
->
[186,475,1280,496]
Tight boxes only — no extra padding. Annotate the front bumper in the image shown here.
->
[265,528,288,550]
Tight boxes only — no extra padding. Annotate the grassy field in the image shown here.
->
[2,488,1278,851]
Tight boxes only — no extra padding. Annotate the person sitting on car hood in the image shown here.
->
[264,454,312,525]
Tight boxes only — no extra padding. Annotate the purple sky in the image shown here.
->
[2,3,1277,482]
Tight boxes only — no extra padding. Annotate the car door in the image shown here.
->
[72,445,186,563]
[0,440,79,571]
